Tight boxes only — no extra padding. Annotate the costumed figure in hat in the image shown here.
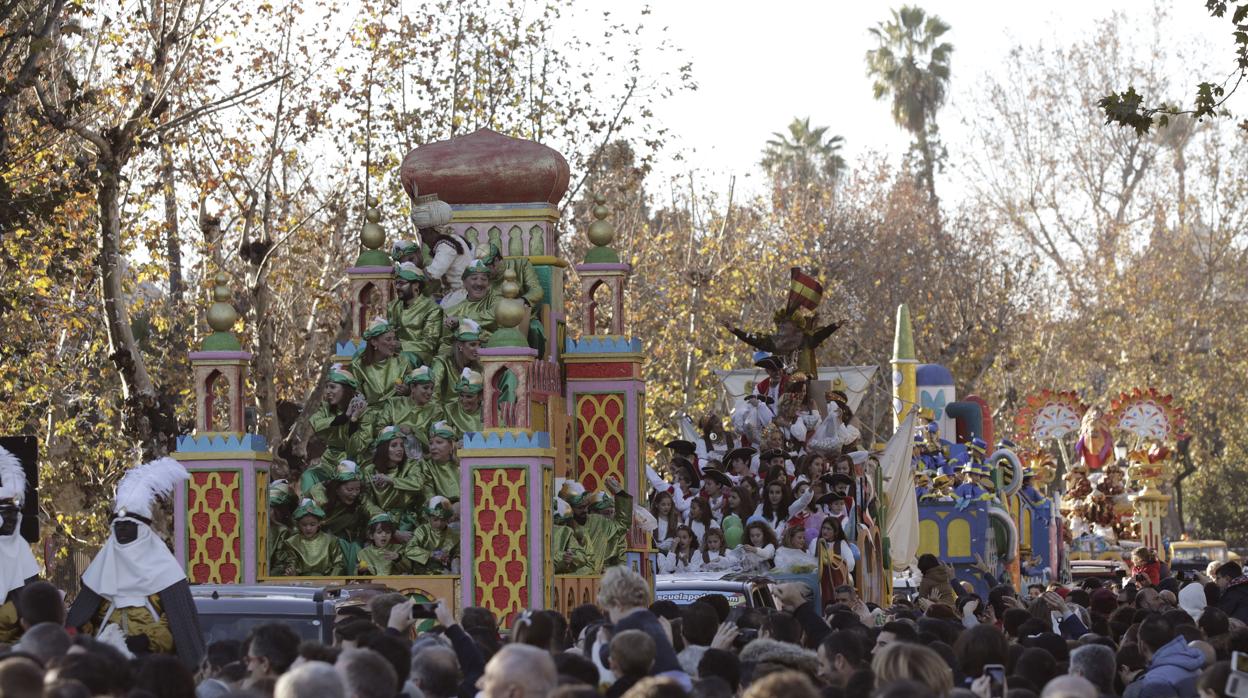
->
[751,353,788,405]
[1074,405,1114,471]
[443,368,484,434]
[699,469,734,521]
[404,497,459,574]
[388,262,445,366]
[921,473,956,502]
[391,239,423,266]
[67,457,204,667]
[356,514,410,576]
[483,243,546,354]
[954,459,994,511]
[551,497,594,574]
[417,421,462,508]
[272,498,347,577]
[912,466,931,500]
[694,413,736,464]
[411,194,474,304]
[361,366,444,459]
[0,446,40,644]
[724,446,757,482]
[731,391,775,448]
[303,365,366,492]
[722,268,841,376]
[558,477,633,572]
[309,460,369,568]
[363,427,426,536]
[917,421,951,475]
[430,319,484,407]
[807,393,857,456]
[440,258,497,350]
[266,480,297,569]
[352,317,419,411]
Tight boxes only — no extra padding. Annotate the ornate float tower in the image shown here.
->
[173,275,271,583]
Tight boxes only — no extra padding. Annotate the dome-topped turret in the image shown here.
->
[399,128,570,206]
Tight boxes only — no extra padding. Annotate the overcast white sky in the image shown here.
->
[556,1,1227,203]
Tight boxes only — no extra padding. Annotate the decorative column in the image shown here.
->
[1132,484,1172,562]
[174,275,272,584]
[479,271,537,430]
[566,195,655,583]
[339,198,394,361]
[458,432,556,627]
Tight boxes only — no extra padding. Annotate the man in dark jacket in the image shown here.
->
[1216,561,1248,624]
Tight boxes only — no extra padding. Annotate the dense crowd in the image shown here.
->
[6,560,1248,698]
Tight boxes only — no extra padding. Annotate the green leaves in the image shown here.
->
[1098,86,1153,134]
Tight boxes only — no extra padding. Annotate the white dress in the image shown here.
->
[774,545,819,573]
[737,543,775,573]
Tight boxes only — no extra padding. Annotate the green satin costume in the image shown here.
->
[362,460,426,531]
[403,523,458,574]
[415,458,460,504]
[355,543,409,576]
[272,532,347,576]
[552,524,594,575]
[387,295,444,366]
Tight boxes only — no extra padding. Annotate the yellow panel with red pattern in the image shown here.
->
[472,468,529,624]
[187,471,242,583]
[575,393,625,491]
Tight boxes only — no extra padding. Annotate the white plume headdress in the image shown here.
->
[114,456,190,519]
[0,445,26,504]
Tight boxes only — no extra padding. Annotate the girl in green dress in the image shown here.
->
[355,514,409,576]
[302,366,365,493]
[418,422,462,512]
[363,426,427,538]
[403,497,458,574]
[267,479,296,570]
[351,318,417,411]
[272,499,347,576]
[443,368,484,434]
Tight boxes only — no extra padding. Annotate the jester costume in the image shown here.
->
[417,422,462,504]
[439,259,498,355]
[363,367,444,452]
[352,317,418,408]
[430,319,484,407]
[443,368,485,434]
[551,499,594,575]
[725,268,840,376]
[266,480,297,570]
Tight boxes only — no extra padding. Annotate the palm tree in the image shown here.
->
[760,116,846,189]
[865,5,953,202]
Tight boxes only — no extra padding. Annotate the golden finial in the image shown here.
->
[207,273,238,332]
[360,196,384,250]
[494,269,525,330]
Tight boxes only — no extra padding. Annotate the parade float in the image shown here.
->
[1013,386,1189,579]
[170,129,653,623]
[163,128,1191,625]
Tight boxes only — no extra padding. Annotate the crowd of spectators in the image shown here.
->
[5,560,1248,698]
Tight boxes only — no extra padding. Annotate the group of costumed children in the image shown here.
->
[643,358,871,588]
[910,421,1046,511]
[267,230,546,576]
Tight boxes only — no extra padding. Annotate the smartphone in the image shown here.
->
[410,602,437,619]
[1229,652,1248,698]
[984,663,1006,698]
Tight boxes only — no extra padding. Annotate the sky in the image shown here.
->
[555,0,1227,203]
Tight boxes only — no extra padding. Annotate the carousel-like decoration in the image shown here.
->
[1014,386,1186,566]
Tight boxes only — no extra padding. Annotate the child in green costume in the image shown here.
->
[356,514,409,576]
[404,497,459,574]
[273,499,347,576]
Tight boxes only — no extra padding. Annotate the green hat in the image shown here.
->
[404,365,433,384]
[367,512,396,528]
[557,478,589,507]
[374,426,404,448]
[455,367,484,395]
[333,459,362,482]
[391,239,421,261]
[483,243,503,265]
[453,318,482,342]
[461,258,490,279]
[429,420,458,441]
[268,479,296,507]
[424,495,453,519]
[589,491,614,512]
[394,261,426,283]
[363,316,392,340]
[328,363,359,389]
[293,498,325,520]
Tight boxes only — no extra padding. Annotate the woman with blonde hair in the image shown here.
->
[871,642,954,697]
